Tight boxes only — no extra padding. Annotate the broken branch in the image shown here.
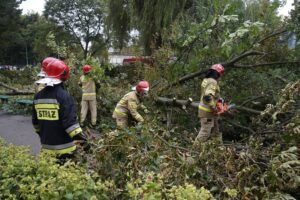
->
[0,81,34,95]
[233,61,300,68]
[156,97,262,114]
[162,51,265,90]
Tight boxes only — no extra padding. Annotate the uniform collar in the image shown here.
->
[35,78,62,86]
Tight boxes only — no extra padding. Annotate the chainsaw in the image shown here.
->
[215,98,236,115]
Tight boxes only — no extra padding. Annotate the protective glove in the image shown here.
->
[143,108,150,114]
[73,131,87,141]
[135,121,143,131]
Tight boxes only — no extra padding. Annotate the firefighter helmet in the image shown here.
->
[210,64,224,76]
[42,57,57,72]
[135,80,150,95]
[45,60,70,81]
[83,65,92,74]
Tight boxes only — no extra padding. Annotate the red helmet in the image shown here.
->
[210,64,224,76]
[45,60,70,81]
[42,57,57,72]
[136,80,150,94]
[83,65,92,74]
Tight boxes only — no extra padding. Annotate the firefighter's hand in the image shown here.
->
[74,140,85,146]
[74,140,91,152]
[136,121,143,129]
[143,108,150,114]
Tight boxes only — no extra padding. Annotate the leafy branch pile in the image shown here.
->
[81,109,299,199]
[255,80,300,143]
[0,138,216,200]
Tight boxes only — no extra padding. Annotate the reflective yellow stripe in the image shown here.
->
[133,114,144,122]
[114,108,127,116]
[198,105,214,112]
[42,145,76,155]
[83,93,96,96]
[119,99,126,104]
[69,127,82,137]
[35,104,60,109]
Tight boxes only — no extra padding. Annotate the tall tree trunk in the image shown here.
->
[84,40,89,59]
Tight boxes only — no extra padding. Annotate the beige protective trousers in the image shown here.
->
[80,99,97,125]
[195,117,222,142]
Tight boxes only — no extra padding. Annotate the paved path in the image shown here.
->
[0,111,41,155]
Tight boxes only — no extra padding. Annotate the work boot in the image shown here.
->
[211,135,223,145]
[80,121,85,127]
[88,123,96,129]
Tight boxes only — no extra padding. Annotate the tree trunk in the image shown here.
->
[156,97,262,114]
[0,82,34,95]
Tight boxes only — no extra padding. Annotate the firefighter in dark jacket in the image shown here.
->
[32,58,86,160]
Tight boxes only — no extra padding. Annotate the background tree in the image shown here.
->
[108,0,188,55]
[0,0,24,65]
[44,0,107,59]
[107,0,131,50]
[30,16,78,61]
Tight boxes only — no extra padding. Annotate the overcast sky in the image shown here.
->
[20,0,45,14]
[20,0,294,16]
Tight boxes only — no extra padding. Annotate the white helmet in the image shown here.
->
[37,71,46,78]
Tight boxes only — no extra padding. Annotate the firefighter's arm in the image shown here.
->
[203,83,218,109]
[128,100,144,122]
[93,75,100,86]
[78,76,83,87]
[78,80,82,87]
[31,101,40,135]
[60,93,84,139]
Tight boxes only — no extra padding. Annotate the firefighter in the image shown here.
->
[34,57,58,93]
[79,65,97,127]
[113,80,150,129]
[195,64,225,144]
[32,58,86,162]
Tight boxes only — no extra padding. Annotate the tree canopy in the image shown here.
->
[0,0,24,64]
[44,0,107,59]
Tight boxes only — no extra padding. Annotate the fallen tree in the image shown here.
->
[159,29,300,92]
[0,81,34,95]
[156,96,262,114]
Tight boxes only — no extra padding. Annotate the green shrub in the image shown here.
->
[126,171,215,200]
[0,139,116,200]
